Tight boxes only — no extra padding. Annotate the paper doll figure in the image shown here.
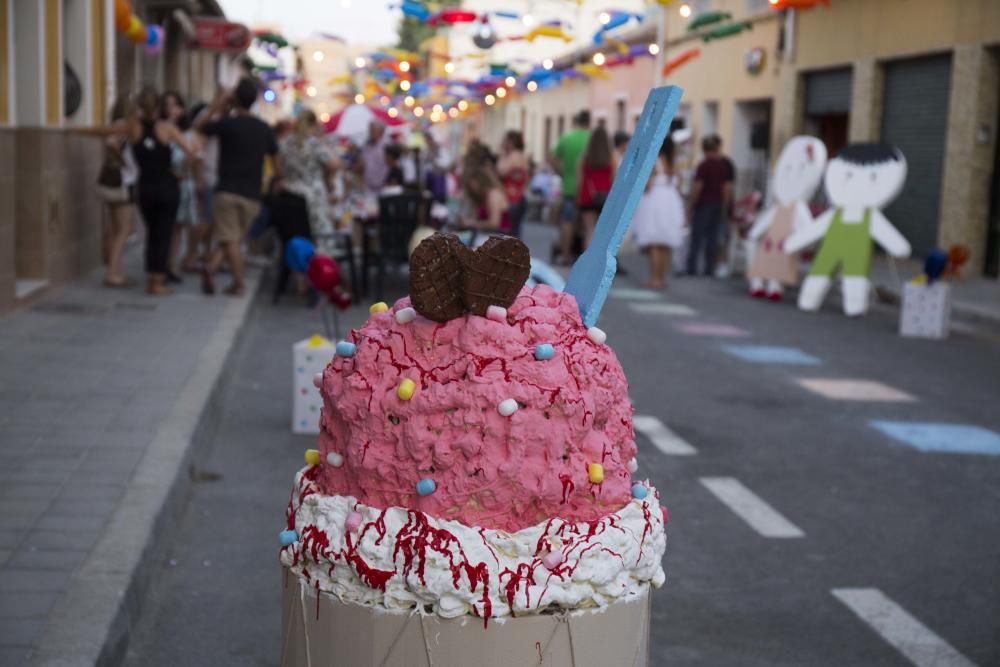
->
[783,143,910,316]
[747,136,827,301]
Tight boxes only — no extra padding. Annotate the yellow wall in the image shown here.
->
[44,0,60,125]
[795,0,1000,70]
[0,0,8,125]
[91,0,105,122]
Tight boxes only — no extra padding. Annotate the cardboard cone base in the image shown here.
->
[281,570,651,666]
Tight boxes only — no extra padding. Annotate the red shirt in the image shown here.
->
[693,156,734,208]
[577,164,613,207]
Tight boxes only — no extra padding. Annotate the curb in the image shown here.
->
[27,271,263,667]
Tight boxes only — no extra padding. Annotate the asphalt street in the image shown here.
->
[124,223,1000,666]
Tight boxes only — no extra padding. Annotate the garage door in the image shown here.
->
[881,54,952,256]
[805,67,852,115]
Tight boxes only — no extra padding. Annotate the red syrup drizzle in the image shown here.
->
[392,510,493,627]
[559,474,574,504]
[637,501,652,565]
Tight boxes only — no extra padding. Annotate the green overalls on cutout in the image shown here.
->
[808,207,873,278]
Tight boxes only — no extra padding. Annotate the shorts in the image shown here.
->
[213,192,260,244]
[559,196,578,224]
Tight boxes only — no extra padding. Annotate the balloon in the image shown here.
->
[307,255,340,293]
[473,19,497,49]
[328,286,353,311]
[285,237,315,272]
[126,16,146,43]
[923,249,948,283]
[143,25,163,54]
[114,1,131,32]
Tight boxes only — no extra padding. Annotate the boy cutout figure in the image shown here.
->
[747,136,827,301]
[784,143,910,316]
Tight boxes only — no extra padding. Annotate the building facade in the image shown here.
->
[0,0,230,313]
[467,0,1000,277]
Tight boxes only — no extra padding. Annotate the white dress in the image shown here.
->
[631,159,685,249]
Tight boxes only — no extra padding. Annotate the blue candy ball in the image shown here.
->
[416,478,436,496]
[534,343,555,361]
[285,237,316,273]
[335,341,356,358]
[279,529,298,546]
[631,483,648,500]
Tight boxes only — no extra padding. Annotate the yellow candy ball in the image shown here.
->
[397,378,416,401]
[369,302,389,314]
[304,449,321,466]
[587,463,604,484]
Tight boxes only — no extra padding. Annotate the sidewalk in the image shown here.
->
[0,248,259,665]
[870,256,1000,329]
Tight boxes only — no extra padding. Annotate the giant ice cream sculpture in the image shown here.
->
[280,86,682,666]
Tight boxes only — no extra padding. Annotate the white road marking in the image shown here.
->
[699,477,805,538]
[832,588,977,667]
[628,302,697,317]
[633,415,697,455]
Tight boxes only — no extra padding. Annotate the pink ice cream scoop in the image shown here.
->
[316,285,636,533]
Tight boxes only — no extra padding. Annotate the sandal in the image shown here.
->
[103,276,131,288]
[223,284,245,297]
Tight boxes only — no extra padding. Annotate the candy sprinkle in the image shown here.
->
[326,452,344,467]
[534,343,555,361]
[395,307,417,324]
[497,398,519,417]
[416,478,436,496]
[542,552,565,571]
[588,463,604,484]
[279,529,298,546]
[304,449,321,466]
[335,341,356,357]
[312,372,323,389]
[397,378,416,401]
[631,483,648,500]
[369,302,389,314]
[627,457,638,473]
[486,305,508,323]
[345,511,363,532]
[586,326,607,344]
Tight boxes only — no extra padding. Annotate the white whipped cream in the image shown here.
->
[280,468,667,620]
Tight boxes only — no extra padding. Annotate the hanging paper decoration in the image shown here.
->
[254,31,289,48]
[400,0,431,21]
[519,25,573,42]
[427,9,478,26]
[702,21,752,41]
[574,64,609,80]
[768,0,830,9]
[473,17,498,49]
[686,11,731,31]
[661,48,700,77]
[745,47,766,76]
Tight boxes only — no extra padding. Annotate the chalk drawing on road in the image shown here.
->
[795,379,917,402]
[871,421,1000,456]
[629,302,697,317]
[608,288,663,301]
[723,345,821,365]
[673,322,753,338]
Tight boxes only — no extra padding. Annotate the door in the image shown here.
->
[881,54,952,257]
[804,67,852,158]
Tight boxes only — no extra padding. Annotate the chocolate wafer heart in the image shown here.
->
[461,236,531,316]
[409,233,471,322]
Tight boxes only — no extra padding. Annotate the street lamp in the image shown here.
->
[400,80,411,92]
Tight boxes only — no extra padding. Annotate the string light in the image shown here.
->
[400,80,411,91]
[430,111,442,123]
[388,107,399,118]
[354,57,366,68]
[485,94,496,106]
[432,104,443,113]
[413,106,425,117]
[448,107,459,118]
[542,58,553,70]
[599,12,611,25]
[527,81,538,92]
[457,100,469,111]
[496,87,507,98]
[404,95,415,107]
[399,61,410,72]
[312,50,324,62]
[505,76,516,87]
[444,62,455,73]
[354,93,365,104]
[306,86,317,97]
[379,95,390,106]
[649,43,660,55]
[593,53,606,66]
[522,13,534,27]
[679,3,692,18]
[319,112,330,123]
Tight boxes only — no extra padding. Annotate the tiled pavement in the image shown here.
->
[0,252,257,664]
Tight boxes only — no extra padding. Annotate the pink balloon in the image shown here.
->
[307,255,339,293]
